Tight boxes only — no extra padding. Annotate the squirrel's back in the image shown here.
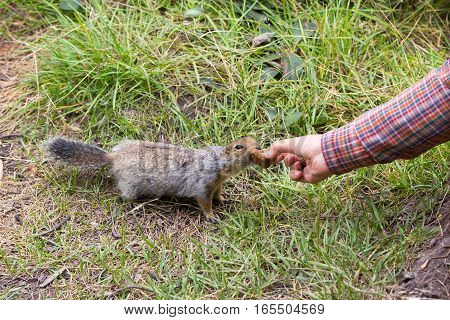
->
[110,141,225,199]
[45,137,111,169]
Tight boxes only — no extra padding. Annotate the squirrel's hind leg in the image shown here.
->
[196,193,218,223]
[117,180,140,201]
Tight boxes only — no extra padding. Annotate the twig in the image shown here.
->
[36,217,70,237]
[0,156,32,163]
[0,134,21,140]
[420,250,450,270]
[118,199,160,220]
[126,200,157,215]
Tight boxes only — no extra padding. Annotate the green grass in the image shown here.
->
[0,0,58,38]
[1,0,449,299]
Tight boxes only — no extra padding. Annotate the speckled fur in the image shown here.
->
[45,136,261,221]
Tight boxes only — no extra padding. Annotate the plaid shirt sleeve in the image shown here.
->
[321,59,450,175]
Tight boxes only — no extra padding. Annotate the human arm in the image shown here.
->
[265,59,450,183]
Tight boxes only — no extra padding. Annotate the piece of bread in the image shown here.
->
[250,149,276,169]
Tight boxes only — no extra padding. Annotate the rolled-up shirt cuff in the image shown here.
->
[321,122,375,175]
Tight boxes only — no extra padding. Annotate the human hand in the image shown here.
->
[264,135,332,183]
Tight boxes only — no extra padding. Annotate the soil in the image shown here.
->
[394,192,450,299]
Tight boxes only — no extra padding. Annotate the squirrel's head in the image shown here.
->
[222,137,262,175]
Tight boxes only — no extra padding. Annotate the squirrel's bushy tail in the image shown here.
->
[45,137,111,169]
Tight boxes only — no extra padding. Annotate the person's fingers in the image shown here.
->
[265,137,304,159]
[283,154,294,167]
[289,162,305,181]
[301,165,323,184]
[291,161,302,170]
[283,154,300,167]
[288,164,321,184]
[265,135,332,184]
[275,153,287,164]
[289,169,303,181]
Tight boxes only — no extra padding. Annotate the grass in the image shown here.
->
[0,0,449,299]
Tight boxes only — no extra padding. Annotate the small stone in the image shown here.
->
[14,214,22,224]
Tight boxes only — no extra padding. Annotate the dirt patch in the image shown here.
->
[0,36,43,296]
[0,39,35,132]
[172,86,209,119]
[0,37,35,186]
[394,192,450,299]
[176,93,197,118]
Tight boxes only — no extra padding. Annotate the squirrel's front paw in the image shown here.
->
[205,215,219,224]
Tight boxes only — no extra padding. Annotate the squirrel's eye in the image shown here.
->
[235,144,244,150]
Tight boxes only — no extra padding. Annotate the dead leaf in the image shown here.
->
[199,78,220,90]
[281,53,302,80]
[27,164,38,176]
[259,23,274,34]
[293,20,318,43]
[420,259,429,270]
[38,267,67,288]
[0,159,3,180]
[36,216,70,237]
[251,32,275,47]
[184,7,203,19]
[149,270,159,281]
[255,53,282,68]
[14,214,22,225]
[285,110,303,127]
[260,67,280,81]
[266,107,278,121]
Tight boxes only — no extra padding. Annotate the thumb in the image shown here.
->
[265,137,306,159]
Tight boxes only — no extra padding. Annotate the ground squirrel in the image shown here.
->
[45,136,274,222]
